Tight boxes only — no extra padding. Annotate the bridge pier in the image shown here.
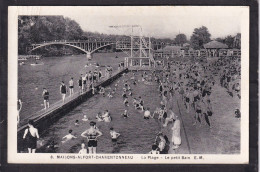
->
[86,52,92,60]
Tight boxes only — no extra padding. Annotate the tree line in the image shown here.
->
[18,16,241,56]
[18,16,85,55]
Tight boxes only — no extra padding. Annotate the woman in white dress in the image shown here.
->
[171,117,181,150]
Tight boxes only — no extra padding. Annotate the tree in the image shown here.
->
[224,35,234,48]
[215,37,225,43]
[233,33,241,49]
[174,34,187,46]
[190,26,211,50]
[18,16,84,55]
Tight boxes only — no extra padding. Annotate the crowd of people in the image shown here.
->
[21,55,241,154]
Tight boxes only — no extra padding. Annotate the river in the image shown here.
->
[18,52,126,121]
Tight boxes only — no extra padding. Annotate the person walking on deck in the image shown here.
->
[69,77,74,96]
[60,81,67,103]
[78,75,83,94]
[42,88,50,110]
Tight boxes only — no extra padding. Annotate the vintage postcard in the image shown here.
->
[8,6,249,164]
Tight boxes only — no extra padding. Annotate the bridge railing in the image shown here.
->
[31,39,117,46]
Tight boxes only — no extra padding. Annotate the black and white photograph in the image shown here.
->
[8,6,249,164]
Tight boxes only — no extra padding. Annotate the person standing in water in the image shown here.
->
[144,107,152,119]
[23,120,40,153]
[110,127,120,143]
[78,143,88,154]
[69,77,74,96]
[42,88,50,110]
[81,121,102,154]
[60,81,67,103]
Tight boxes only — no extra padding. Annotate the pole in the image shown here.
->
[139,29,142,58]
[131,26,133,58]
[149,36,151,57]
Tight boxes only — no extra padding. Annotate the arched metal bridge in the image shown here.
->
[27,39,167,59]
[27,40,117,59]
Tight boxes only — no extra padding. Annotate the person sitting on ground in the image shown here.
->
[163,108,176,127]
[148,144,160,154]
[61,129,77,144]
[82,115,89,121]
[78,143,88,154]
[121,110,129,118]
[110,127,120,143]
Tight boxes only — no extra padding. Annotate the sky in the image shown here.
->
[17,6,247,39]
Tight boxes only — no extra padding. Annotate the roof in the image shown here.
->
[203,41,228,49]
[183,43,190,47]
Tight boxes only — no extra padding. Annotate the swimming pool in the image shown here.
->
[39,72,163,154]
